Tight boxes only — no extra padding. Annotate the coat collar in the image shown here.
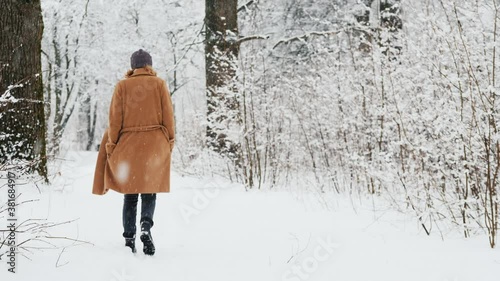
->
[129,68,155,77]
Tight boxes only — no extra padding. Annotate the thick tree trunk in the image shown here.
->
[205,0,241,161]
[0,0,47,179]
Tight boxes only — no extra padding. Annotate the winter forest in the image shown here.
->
[1,0,500,280]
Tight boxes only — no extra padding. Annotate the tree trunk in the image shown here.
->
[78,90,97,151]
[205,0,241,161]
[0,0,47,179]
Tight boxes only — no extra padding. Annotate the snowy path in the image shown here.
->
[2,152,500,281]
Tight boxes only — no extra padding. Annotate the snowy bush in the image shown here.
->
[236,0,499,246]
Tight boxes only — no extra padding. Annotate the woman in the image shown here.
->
[92,49,175,256]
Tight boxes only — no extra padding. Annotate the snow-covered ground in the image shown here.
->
[1,151,500,281]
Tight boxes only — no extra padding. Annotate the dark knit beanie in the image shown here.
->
[130,49,153,69]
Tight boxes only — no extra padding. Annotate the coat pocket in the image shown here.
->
[105,142,116,157]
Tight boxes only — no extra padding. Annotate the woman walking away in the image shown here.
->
[92,49,175,256]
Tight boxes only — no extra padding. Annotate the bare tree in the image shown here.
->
[43,3,90,155]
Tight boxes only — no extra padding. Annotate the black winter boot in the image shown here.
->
[140,221,155,256]
[125,238,136,253]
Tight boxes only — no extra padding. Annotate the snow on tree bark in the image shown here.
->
[205,0,242,163]
[0,0,47,179]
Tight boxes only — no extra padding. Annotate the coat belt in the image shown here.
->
[121,125,171,142]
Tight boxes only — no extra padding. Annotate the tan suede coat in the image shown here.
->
[92,67,175,195]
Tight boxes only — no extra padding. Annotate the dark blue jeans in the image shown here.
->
[122,193,156,238]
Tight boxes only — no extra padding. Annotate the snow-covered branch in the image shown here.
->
[273,30,342,49]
